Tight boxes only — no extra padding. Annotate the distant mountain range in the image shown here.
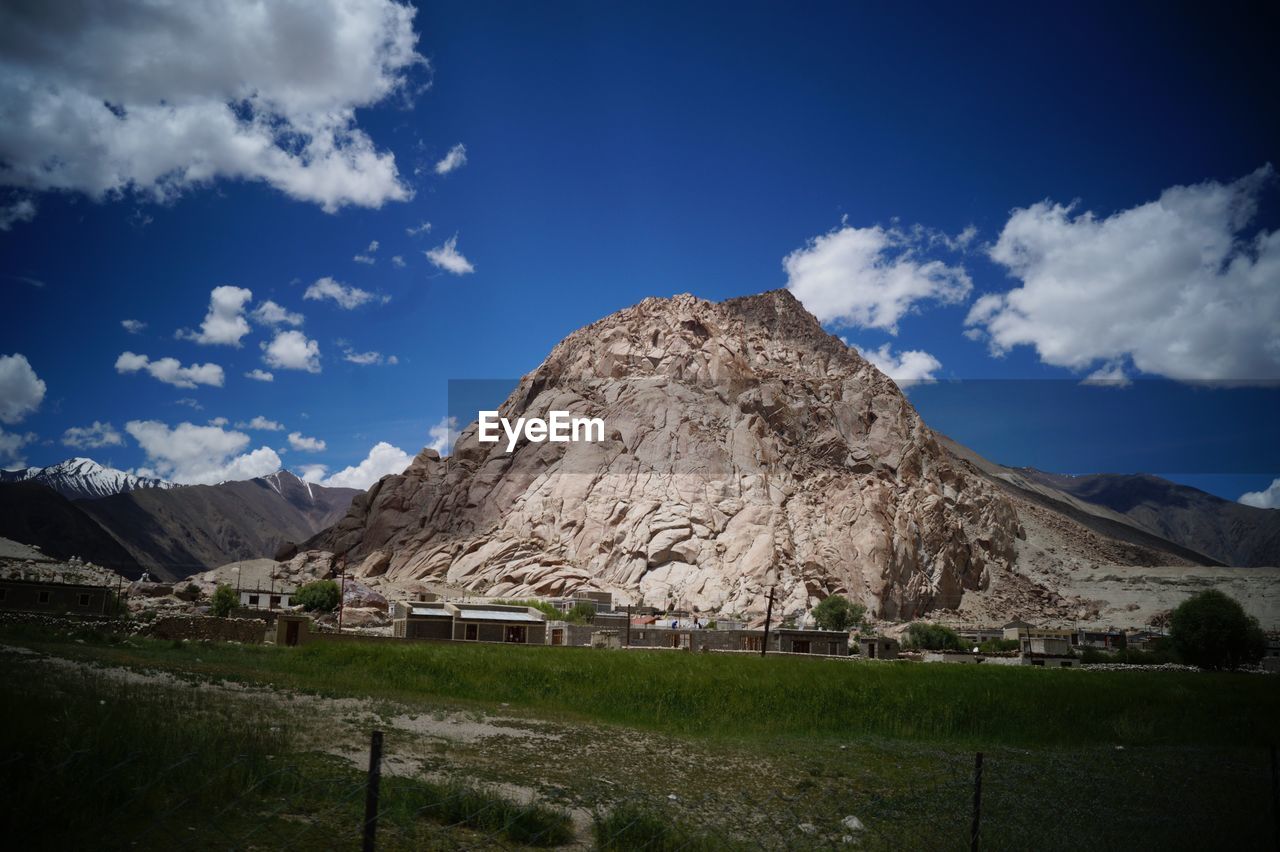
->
[0,460,359,581]
[0,457,173,500]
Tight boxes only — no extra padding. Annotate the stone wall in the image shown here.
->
[147,615,266,644]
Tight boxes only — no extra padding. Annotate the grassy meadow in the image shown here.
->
[3,623,1279,849]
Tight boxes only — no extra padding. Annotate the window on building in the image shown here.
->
[465,623,478,641]
[38,590,50,604]
[1032,659,1045,667]
[505,625,527,643]
[78,593,91,606]
[270,595,281,608]
[248,595,259,606]
[0,588,6,601]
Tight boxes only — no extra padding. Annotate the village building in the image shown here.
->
[238,587,294,610]
[0,577,112,615]
[861,636,900,660]
[392,601,546,644]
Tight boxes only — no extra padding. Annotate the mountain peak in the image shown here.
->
[0,457,173,501]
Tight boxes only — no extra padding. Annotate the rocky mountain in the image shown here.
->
[0,457,173,501]
[305,290,1025,618]
[1015,470,1280,567]
[0,481,142,576]
[79,470,360,581]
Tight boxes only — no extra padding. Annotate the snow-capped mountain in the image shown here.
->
[0,458,174,501]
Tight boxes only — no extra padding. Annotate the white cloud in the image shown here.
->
[354,253,376,265]
[62,421,123,449]
[1239,478,1280,510]
[261,330,321,373]
[237,416,284,432]
[177,285,253,346]
[434,143,467,175]
[425,234,474,275]
[288,431,327,452]
[175,398,203,410]
[303,276,378,309]
[391,255,406,268]
[297,463,328,483]
[116,351,224,388]
[427,416,457,456]
[0,198,35,230]
[854,343,942,386]
[366,240,379,253]
[0,427,37,468]
[0,353,46,423]
[966,166,1280,383]
[245,368,274,382]
[343,348,395,366]
[1081,362,1132,388]
[125,419,281,485]
[121,319,147,334]
[251,300,304,327]
[322,441,411,489]
[207,416,228,427]
[784,223,971,333]
[0,0,422,213]
[406,221,432,237]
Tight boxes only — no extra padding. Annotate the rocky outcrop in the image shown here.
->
[308,290,1022,618]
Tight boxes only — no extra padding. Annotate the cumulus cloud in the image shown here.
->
[62,421,123,449]
[297,463,328,483]
[427,416,457,456]
[251,300,303,327]
[406,221,432,237]
[261,330,321,373]
[177,285,253,346]
[1239,478,1280,510]
[425,234,474,275]
[322,441,411,489]
[853,343,942,386]
[0,197,35,230]
[288,431,326,452]
[0,427,37,468]
[391,255,406,268]
[784,222,971,333]
[237,416,284,432]
[125,419,281,485]
[0,353,46,423]
[303,276,378,309]
[0,0,422,213]
[434,143,467,175]
[966,166,1280,383]
[245,368,274,382]
[116,351,224,388]
[353,253,376,265]
[121,319,146,334]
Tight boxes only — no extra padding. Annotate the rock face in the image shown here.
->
[309,290,1021,617]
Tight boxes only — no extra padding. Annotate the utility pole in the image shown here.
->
[338,558,347,633]
[626,604,632,647]
[761,586,775,657]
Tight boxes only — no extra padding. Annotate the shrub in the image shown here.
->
[811,594,865,632]
[563,602,597,624]
[294,580,341,613]
[1170,590,1267,670]
[496,599,562,620]
[595,802,736,851]
[978,638,1021,654]
[903,622,964,652]
[210,584,238,617]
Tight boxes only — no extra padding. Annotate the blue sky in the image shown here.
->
[1,1,1277,503]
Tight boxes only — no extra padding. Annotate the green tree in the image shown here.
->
[294,580,341,613]
[563,602,597,624]
[903,622,965,652]
[210,584,237,618]
[811,595,866,632]
[1170,589,1267,670]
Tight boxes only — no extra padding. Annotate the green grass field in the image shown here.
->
[3,623,1279,849]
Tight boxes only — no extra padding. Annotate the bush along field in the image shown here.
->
[2,622,1279,849]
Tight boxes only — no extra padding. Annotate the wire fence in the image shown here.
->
[6,730,1278,851]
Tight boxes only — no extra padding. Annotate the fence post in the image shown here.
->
[363,730,383,852]
[970,751,984,852]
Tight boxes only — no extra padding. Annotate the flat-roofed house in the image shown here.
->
[451,603,546,644]
[392,601,455,640]
[0,577,111,615]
